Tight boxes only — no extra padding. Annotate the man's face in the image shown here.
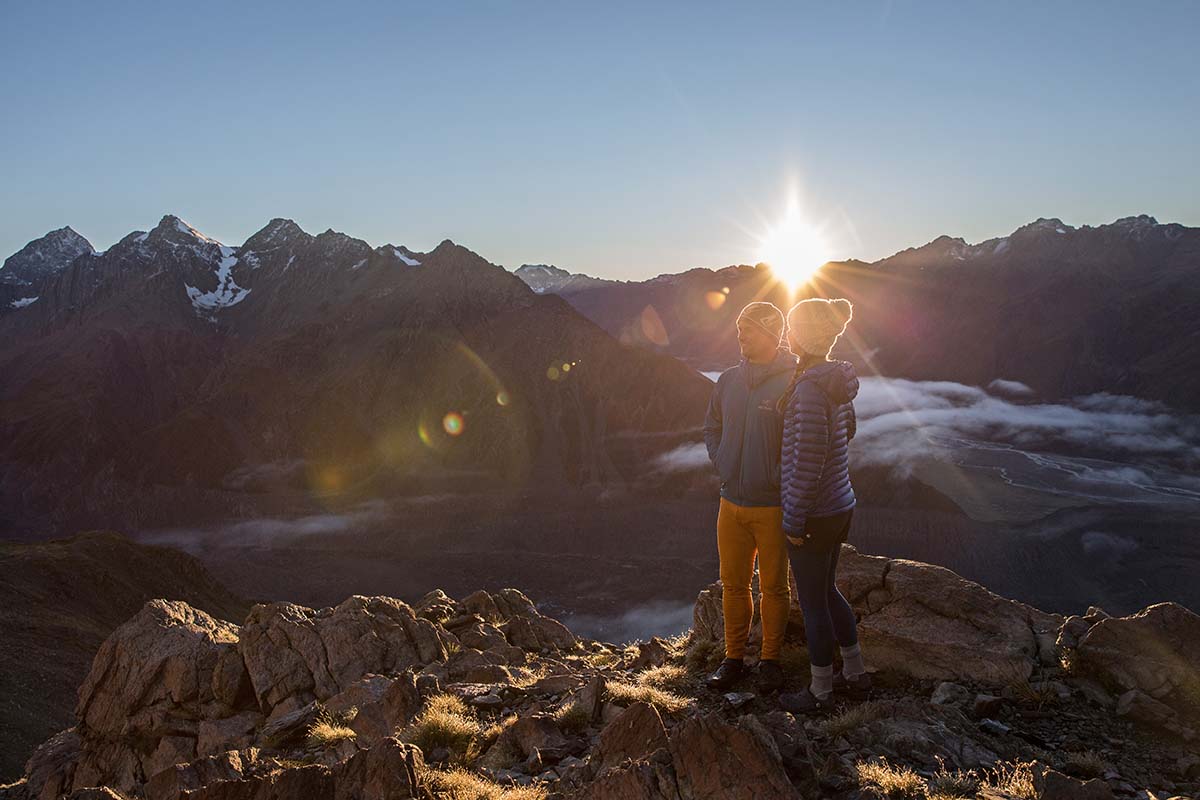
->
[736,318,778,363]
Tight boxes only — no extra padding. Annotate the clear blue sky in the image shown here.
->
[2,1,1197,279]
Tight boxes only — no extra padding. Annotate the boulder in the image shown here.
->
[258,701,323,748]
[504,613,578,652]
[144,749,256,800]
[1033,762,1116,800]
[66,601,249,797]
[595,702,669,771]
[1116,690,1196,741]
[693,545,1062,684]
[1076,603,1200,718]
[323,675,393,718]
[169,738,423,800]
[77,601,245,737]
[237,596,453,713]
[22,728,81,800]
[458,623,509,651]
[627,638,673,671]
[196,712,261,759]
[346,673,422,748]
[507,714,569,759]
[571,751,680,800]
[669,713,795,799]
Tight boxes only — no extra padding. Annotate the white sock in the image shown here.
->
[841,643,866,679]
[810,663,834,699]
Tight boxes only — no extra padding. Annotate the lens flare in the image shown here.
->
[442,412,464,436]
[705,290,726,310]
[496,390,510,406]
[418,420,434,447]
[639,305,669,346]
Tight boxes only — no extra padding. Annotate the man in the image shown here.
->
[702,301,797,693]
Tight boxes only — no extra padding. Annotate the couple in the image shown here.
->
[702,298,867,713]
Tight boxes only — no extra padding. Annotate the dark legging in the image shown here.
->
[787,511,859,668]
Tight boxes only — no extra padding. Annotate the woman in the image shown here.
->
[775,297,869,713]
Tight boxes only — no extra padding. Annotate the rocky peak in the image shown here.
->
[1111,214,1160,228]
[515,263,615,295]
[309,229,372,263]
[145,214,227,250]
[240,218,311,252]
[1012,217,1074,238]
[0,226,94,287]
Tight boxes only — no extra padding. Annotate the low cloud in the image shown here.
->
[654,443,712,473]
[559,602,694,644]
[1080,531,1139,561]
[987,379,1035,398]
[854,378,1200,473]
[143,500,390,553]
[650,378,1200,506]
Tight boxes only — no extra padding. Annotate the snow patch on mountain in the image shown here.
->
[392,247,420,266]
[185,247,251,318]
[10,296,38,309]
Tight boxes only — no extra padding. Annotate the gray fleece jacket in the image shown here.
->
[702,348,798,507]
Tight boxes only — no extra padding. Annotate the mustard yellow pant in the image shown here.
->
[717,497,789,661]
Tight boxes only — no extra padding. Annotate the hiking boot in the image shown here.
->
[779,687,833,715]
[834,671,873,700]
[757,660,784,694]
[706,659,747,691]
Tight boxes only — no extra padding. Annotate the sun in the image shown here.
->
[757,206,830,290]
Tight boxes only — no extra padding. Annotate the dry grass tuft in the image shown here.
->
[402,694,481,755]
[684,637,723,674]
[429,768,548,800]
[1003,666,1060,710]
[552,702,592,735]
[823,701,885,738]
[982,761,1039,800]
[854,758,926,799]
[580,647,623,668]
[305,707,357,748]
[605,680,690,714]
[1062,750,1107,779]
[638,664,688,691]
[926,759,980,799]
[508,665,549,689]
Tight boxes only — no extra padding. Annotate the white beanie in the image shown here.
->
[787,298,853,357]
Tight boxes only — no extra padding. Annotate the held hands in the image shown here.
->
[786,527,808,547]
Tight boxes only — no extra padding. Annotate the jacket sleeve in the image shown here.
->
[702,379,723,464]
[781,382,830,536]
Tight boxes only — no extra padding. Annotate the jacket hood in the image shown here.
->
[799,360,860,404]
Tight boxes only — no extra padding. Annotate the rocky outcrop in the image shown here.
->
[9,571,1199,800]
[668,714,795,799]
[1071,602,1200,740]
[237,595,452,715]
[66,601,252,796]
[693,545,1061,683]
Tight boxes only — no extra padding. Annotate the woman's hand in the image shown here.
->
[787,535,806,547]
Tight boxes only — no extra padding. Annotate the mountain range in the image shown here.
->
[0,216,712,537]
[516,215,1200,410]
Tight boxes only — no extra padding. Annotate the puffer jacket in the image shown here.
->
[779,360,859,536]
